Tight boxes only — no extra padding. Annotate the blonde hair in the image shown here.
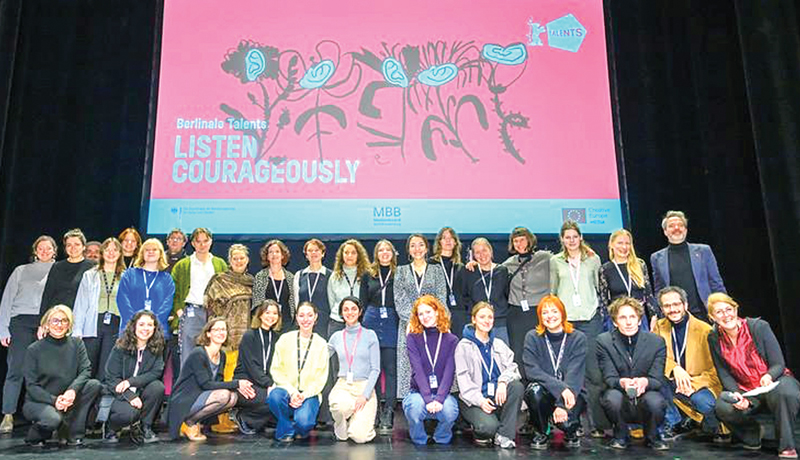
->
[369,240,397,277]
[558,221,595,259]
[607,229,645,288]
[41,305,74,335]
[134,238,169,271]
[432,227,463,265]
[707,292,739,318]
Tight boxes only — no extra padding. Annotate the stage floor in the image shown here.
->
[0,419,793,460]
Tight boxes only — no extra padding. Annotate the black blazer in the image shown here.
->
[596,329,666,391]
[103,345,164,401]
[708,317,787,392]
[523,329,587,407]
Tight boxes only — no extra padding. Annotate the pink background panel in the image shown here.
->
[151,0,619,200]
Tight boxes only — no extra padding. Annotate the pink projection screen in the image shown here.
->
[146,0,624,235]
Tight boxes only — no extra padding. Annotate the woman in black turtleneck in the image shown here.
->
[232,300,282,434]
[23,306,101,446]
[39,229,96,322]
[360,239,398,432]
[522,295,587,450]
[430,228,465,337]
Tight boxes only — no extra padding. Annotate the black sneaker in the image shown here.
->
[103,428,119,444]
[648,439,670,450]
[564,432,581,448]
[232,409,256,435]
[609,438,629,449]
[473,437,492,447]
[589,428,605,438]
[712,432,731,444]
[378,408,394,435]
[142,426,160,444]
[660,426,677,442]
[530,432,548,450]
[129,422,144,445]
[65,437,84,447]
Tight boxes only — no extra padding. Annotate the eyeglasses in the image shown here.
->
[714,306,736,316]
[49,318,70,326]
[661,301,685,309]
[168,237,185,243]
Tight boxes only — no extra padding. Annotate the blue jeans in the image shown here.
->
[267,388,320,440]
[402,393,459,445]
[661,383,717,430]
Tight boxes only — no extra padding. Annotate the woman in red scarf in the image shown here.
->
[707,293,800,459]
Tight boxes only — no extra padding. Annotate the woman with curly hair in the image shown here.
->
[401,295,459,445]
[102,311,166,444]
[253,239,295,329]
[327,239,369,337]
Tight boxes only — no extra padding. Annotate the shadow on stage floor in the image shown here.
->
[0,420,793,460]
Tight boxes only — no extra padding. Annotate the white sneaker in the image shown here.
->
[494,433,516,449]
[0,414,13,434]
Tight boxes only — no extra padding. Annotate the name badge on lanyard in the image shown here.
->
[378,269,390,319]
[520,299,530,312]
[380,307,388,319]
[103,312,112,325]
[568,259,582,307]
[423,331,443,390]
[487,382,496,396]
[143,270,158,312]
[440,261,457,307]
[187,306,194,317]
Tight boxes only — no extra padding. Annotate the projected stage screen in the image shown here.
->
[146,0,624,235]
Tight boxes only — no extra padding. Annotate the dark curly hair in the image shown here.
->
[115,311,165,355]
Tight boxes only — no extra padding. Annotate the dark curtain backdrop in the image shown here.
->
[1,0,799,397]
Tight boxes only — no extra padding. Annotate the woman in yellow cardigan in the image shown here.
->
[268,301,329,442]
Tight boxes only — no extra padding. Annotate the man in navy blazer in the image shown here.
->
[650,211,725,319]
[597,297,669,450]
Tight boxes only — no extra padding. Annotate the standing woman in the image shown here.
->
[39,229,96,317]
[167,318,255,441]
[455,302,524,448]
[253,240,295,330]
[102,311,166,444]
[549,221,605,436]
[203,244,254,432]
[501,227,552,375]
[232,300,283,434]
[117,239,176,337]
[23,306,101,446]
[599,229,657,331]
[119,228,142,270]
[522,295,587,450]
[268,302,329,442]
[328,297,380,443]
[73,237,125,380]
[395,234,447,399]
[0,235,57,433]
[360,239,398,432]
[431,227,464,337]
[293,239,331,337]
[402,295,459,445]
[327,239,369,337]
[461,238,510,343]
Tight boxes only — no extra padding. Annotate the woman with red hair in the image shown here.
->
[522,295,587,450]
[401,295,459,445]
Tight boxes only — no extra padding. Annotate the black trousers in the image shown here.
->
[237,385,274,430]
[3,315,38,414]
[378,347,397,411]
[524,382,585,436]
[458,380,524,440]
[22,379,102,441]
[83,313,121,381]
[107,380,165,431]
[507,305,538,380]
[601,388,666,443]
[572,315,609,430]
[715,375,800,451]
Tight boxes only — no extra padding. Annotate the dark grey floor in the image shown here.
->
[0,419,792,460]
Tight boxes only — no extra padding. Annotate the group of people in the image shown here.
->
[0,211,797,458]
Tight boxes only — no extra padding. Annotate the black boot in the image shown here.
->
[378,405,394,434]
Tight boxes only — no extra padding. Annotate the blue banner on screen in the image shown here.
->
[146,0,625,235]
